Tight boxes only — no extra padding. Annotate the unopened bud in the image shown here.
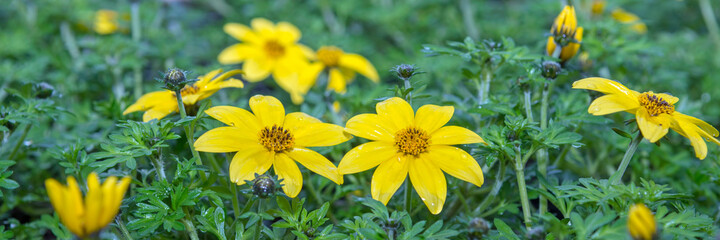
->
[161,68,191,91]
[252,175,275,199]
[34,82,55,99]
[541,61,561,79]
[468,218,490,239]
[393,64,420,81]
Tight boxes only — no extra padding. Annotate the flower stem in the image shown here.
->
[404,180,413,213]
[149,155,166,181]
[403,77,412,105]
[523,89,534,122]
[537,81,551,216]
[174,90,205,180]
[254,199,264,240]
[230,183,240,219]
[478,69,492,104]
[131,2,142,99]
[514,145,531,229]
[610,132,643,184]
[181,218,200,240]
[8,124,31,160]
[699,0,720,49]
[115,216,134,240]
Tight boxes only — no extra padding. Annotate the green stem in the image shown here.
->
[8,124,31,160]
[474,159,505,215]
[403,77,412,105]
[538,81,550,216]
[131,2,142,99]
[523,89,534,122]
[514,145,531,228]
[452,185,471,215]
[181,218,200,240]
[174,90,205,180]
[149,156,166,181]
[700,0,720,49]
[478,68,492,104]
[404,180,413,213]
[609,132,643,184]
[254,199,264,240]
[115,216,134,240]
[459,0,479,39]
[231,183,240,220]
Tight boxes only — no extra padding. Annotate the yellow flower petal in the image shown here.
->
[430,126,485,145]
[123,91,176,115]
[409,156,447,215]
[328,67,348,94]
[654,93,679,105]
[572,77,639,97]
[65,176,86,237]
[345,113,395,142]
[229,145,273,184]
[339,142,398,174]
[205,106,262,132]
[636,108,669,143]
[99,176,118,227]
[424,145,483,187]
[588,94,640,115]
[560,27,583,61]
[249,95,285,127]
[274,153,303,198]
[377,97,414,132]
[85,173,102,234]
[284,112,351,147]
[46,179,73,233]
[674,113,720,137]
[415,105,454,134]
[676,118,709,159]
[371,154,408,205]
[546,36,557,56]
[142,104,178,122]
[196,69,225,86]
[276,21,301,43]
[194,127,259,153]
[339,53,379,82]
[628,204,656,240]
[287,147,342,184]
[224,23,260,43]
[242,58,272,82]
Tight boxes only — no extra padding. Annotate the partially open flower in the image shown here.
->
[546,6,584,62]
[627,203,657,240]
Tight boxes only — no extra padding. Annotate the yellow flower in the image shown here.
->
[573,77,720,159]
[45,173,131,238]
[274,60,321,105]
[612,8,648,34]
[123,69,244,122]
[546,6,584,62]
[627,203,657,240]
[591,0,606,16]
[194,95,351,197]
[218,18,313,85]
[305,46,379,94]
[338,97,485,214]
[94,10,119,35]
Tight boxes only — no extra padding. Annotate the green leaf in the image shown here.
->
[493,218,519,240]
[0,179,19,189]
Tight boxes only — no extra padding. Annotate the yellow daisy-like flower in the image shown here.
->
[546,5,584,62]
[573,77,720,159]
[194,95,351,197]
[305,46,379,94]
[94,10,119,35]
[123,69,244,122]
[338,97,485,214]
[612,8,648,34]
[627,203,657,240]
[591,0,606,16]
[45,173,131,238]
[218,18,313,84]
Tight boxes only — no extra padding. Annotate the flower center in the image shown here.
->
[317,46,343,67]
[638,92,675,116]
[395,127,430,156]
[259,125,294,152]
[264,40,285,59]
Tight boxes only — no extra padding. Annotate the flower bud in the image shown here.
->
[34,82,55,99]
[393,64,420,81]
[541,61,561,79]
[252,175,275,199]
[628,203,657,240]
[467,217,490,239]
[162,68,191,91]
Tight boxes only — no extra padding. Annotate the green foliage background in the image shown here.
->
[1,0,720,239]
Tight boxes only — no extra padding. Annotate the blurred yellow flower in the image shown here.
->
[573,77,720,159]
[546,6,584,62]
[218,18,313,85]
[627,203,657,240]
[194,95,351,197]
[338,97,485,214]
[45,173,131,238]
[123,69,243,122]
[94,10,119,35]
[612,8,648,34]
[305,46,379,94]
[591,0,606,16]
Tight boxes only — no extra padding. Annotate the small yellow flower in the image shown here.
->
[591,0,606,16]
[573,77,720,159]
[45,173,131,238]
[305,46,379,94]
[612,8,648,34]
[338,97,485,214]
[546,6,584,62]
[194,95,351,197]
[627,203,657,240]
[218,18,313,85]
[94,10,119,35]
[123,69,244,122]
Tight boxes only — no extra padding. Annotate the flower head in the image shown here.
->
[546,6,584,62]
[45,173,131,238]
[94,10,120,35]
[338,97,485,214]
[573,77,720,159]
[123,69,244,122]
[612,8,648,34]
[218,18,313,87]
[304,46,379,94]
[194,95,352,197]
[627,203,657,240]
